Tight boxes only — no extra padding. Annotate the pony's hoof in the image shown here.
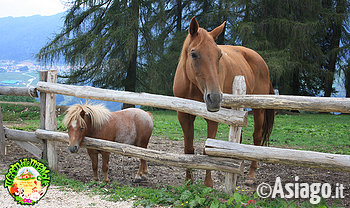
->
[132,176,146,183]
[245,177,255,185]
[133,178,142,183]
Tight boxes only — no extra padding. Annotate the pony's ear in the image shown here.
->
[210,21,226,40]
[189,16,199,36]
[80,110,85,118]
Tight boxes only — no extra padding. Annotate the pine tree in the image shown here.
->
[37,0,140,108]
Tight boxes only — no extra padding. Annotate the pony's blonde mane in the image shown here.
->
[63,103,111,129]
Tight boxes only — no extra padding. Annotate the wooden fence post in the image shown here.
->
[224,76,246,194]
[39,70,48,160]
[39,70,58,170]
[0,107,5,156]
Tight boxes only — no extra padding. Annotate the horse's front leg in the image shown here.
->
[247,109,265,185]
[204,119,219,188]
[87,149,99,181]
[101,151,110,183]
[177,111,196,183]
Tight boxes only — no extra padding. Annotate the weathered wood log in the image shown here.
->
[3,127,42,158]
[225,76,246,194]
[14,141,42,159]
[0,107,5,155]
[0,86,38,97]
[36,82,247,127]
[4,128,42,143]
[222,94,350,113]
[40,70,58,170]
[205,139,350,172]
[35,129,244,174]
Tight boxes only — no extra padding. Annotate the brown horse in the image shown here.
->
[63,104,153,183]
[173,17,275,186]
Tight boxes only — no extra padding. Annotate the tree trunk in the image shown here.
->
[323,0,345,97]
[216,0,226,45]
[176,0,182,32]
[345,65,350,98]
[123,0,139,109]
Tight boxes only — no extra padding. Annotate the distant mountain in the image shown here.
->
[0,13,64,61]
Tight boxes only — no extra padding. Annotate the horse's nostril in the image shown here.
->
[207,94,212,103]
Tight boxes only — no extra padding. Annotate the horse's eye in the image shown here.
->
[190,51,198,59]
[80,127,84,131]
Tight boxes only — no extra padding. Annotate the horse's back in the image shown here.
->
[219,45,271,94]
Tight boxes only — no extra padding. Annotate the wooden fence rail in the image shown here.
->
[36,81,247,127]
[222,94,350,113]
[0,86,38,97]
[35,129,243,174]
[205,139,350,172]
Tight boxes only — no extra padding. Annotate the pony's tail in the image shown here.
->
[261,82,275,146]
[147,112,153,119]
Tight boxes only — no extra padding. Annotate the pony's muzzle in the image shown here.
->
[68,145,79,153]
[204,92,222,112]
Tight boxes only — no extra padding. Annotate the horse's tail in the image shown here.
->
[261,82,275,146]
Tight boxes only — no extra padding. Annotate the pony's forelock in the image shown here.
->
[63,103,111,129]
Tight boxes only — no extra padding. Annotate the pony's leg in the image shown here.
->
[177,111,196,183]
[87,149,99,181]
[133,159,147,183]
[141,159,148,175]
[204,119,219,188]
[101,151,110,183]
[247,109,265,185]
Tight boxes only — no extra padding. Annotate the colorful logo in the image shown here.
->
[4,158,51,205]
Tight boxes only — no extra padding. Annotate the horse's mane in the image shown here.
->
[63,103,111,129]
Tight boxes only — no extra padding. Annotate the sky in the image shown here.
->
[0,0,66,18]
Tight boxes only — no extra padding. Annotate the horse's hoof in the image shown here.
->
[245,178,255,185]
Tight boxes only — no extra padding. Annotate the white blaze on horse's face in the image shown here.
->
[68,120,86,153]
[187,17,225,112]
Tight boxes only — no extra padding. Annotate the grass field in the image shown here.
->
[1,102,350,207]
[151,110,350,155]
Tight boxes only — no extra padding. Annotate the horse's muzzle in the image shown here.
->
[204,92,222,112]
[68,145,79,153]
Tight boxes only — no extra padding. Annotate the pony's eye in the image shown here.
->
[218,52,223,59]
[80,127,84,131]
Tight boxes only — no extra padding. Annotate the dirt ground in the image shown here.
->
[1,137,349,207]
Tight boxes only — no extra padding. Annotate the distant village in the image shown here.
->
[0,60,69,73]
[0,60,70,86]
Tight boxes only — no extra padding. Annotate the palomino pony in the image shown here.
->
[173,17,275,186]
[63,104,153,183]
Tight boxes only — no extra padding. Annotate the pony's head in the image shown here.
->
[63,104,110,153]
[181,17,226,112]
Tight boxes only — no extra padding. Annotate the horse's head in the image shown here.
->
[66,109,90,153]
[185,17,226,112]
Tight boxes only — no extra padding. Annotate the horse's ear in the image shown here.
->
[189,16,199,36]
[210,21,226,40]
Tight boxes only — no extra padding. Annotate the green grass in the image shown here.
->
[152,111,350,155]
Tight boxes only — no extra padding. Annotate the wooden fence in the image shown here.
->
[1,69,350,194]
